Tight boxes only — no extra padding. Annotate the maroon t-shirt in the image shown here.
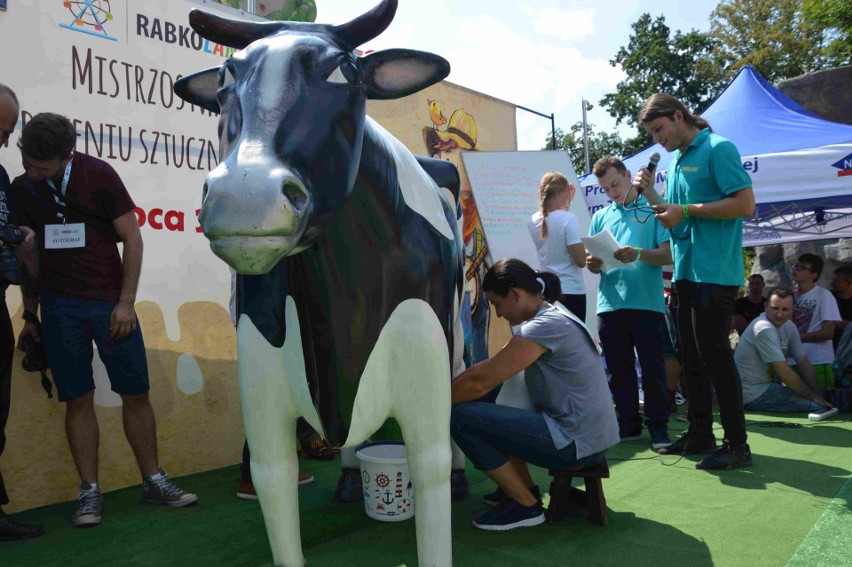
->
[12,153,136,302]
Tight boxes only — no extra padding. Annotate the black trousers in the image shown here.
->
[0,282,13,506]
[599,309,670,427]
[557,293,586,323]
[675,280,747,446]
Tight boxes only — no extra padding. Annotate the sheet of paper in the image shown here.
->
[581,228,634,273]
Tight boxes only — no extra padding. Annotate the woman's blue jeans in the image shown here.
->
[451,401,605,472]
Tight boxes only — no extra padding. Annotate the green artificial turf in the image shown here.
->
[2,412,850,566]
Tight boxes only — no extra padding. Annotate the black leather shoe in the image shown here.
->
[334,468,363,502]
[0,513,45,541]
[696,443,752,470]
[657,431,717,455]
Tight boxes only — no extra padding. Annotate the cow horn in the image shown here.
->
[188,9,291,49]
[334,0,398,50]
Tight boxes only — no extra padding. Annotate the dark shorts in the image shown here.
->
[40,291,149,402]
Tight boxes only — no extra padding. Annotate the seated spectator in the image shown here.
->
[450,258,618,531]
[733,274,766,335]
[831,265,852,352]
[792,254,841,388]
[736,287,834,413]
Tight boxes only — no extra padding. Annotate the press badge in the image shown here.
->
[45,223,86,249]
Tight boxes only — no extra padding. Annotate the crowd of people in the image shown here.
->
[1,81,849,541]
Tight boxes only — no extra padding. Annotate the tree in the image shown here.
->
[803,0,852,66]
[266,0,317,22]
[709,0,832,82]
[219,0,317,22]
[543,123,625,176]
[600,14,726,153]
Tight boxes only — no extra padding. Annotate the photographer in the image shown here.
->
[11,111,197,529]
[0,84,43,540]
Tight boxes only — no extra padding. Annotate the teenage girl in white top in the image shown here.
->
[526,172,587,320]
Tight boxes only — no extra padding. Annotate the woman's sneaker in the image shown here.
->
[482,485,541,507]
[808,407,838,421]
[142,470,198,507]
[72,483,103,528]
[472,499,545,531]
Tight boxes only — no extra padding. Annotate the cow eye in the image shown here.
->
[219,63,236,89]
[325,59,357,85]
[325,65,349,85]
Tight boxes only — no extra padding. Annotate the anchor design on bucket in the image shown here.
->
[356,442,415,521]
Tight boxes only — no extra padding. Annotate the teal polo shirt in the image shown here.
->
[589,196,669,314]
[664,129,752,286]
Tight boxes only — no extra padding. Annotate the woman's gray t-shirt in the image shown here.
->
[517,305,619,459]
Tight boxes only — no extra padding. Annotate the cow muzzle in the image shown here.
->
[198,160,312,274]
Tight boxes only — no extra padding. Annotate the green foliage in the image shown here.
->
[709,0,832,83]
[266,0,317,22]
[543,123,625,176]
[743,247,756,281]
[599,13,727,154]
[221,0,317,22]
[598,2,846,160]
[802,0,852,66]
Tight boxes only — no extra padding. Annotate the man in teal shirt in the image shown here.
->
[636,93,755,470]
[586,156,673,450]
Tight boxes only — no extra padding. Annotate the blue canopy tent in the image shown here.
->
[580,66,852,246]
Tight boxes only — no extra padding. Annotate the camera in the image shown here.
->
[21,335,49,372]
[21,335,54,399]
[0,223,25,247]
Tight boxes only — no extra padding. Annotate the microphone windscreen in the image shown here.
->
[648,152,661,171]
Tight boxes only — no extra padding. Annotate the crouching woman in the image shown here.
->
[451,258,619,531]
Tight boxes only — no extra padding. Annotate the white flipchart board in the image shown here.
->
[462,151,601,410]
[461,150,599,336]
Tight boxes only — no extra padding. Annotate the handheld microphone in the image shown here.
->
[636,152,661,194]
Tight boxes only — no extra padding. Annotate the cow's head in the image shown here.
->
[174,0,449,274]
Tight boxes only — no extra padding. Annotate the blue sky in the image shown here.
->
[317,0,723,152]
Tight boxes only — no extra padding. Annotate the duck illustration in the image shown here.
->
[428,99,447,129]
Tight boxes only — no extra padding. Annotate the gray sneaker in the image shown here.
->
[73,483,103,528]
[141,470,198,507]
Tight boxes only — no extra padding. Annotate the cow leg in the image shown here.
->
[237,297,323,567]
[346,299,452,567]
[395,400,452,567]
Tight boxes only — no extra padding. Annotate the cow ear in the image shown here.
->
[360,49,450,100]
[175,67,222,114]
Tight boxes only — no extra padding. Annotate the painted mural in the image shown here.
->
[422,105,491,365]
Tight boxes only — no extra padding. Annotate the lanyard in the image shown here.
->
[45,154,73,224]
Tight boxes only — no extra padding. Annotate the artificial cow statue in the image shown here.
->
[174,1,464,565]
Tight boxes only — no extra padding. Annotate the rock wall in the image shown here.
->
[777,65,852,126]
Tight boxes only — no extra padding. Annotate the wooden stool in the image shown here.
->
[546,459,610,526]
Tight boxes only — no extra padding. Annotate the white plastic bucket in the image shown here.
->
[355,441,415,522]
